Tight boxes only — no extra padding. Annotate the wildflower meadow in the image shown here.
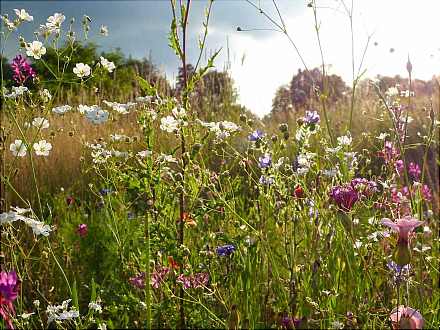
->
[0,1,439,329]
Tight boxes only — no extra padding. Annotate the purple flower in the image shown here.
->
[151,267,170,289]
[421,185,432,201]
[216,244,236,257]
[129,272,146,289]
[176,274,192,289]
[99,188,112,196]
[387,260,411,283]
[177,272,209,289]
[0,271,20,329]
[248,130,264,142]
[259,175,274,186]
[303,110,320,125]
[329,184,359,212]
[11,55,36,84]
[408,162,421,180]
[395,159,404,175]
[76,224,88,237]
[351,178,378,197]
[258,154,272,169]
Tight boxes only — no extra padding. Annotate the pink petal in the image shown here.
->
[381,218,400,232]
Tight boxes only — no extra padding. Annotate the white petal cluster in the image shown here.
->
[38,12,65,36]
[1,15,17,31]
[88,302,103,313]
[99,25,109,36]
[100,56,116,73]
[73,63,91,78]
[87,143,112,164]
[32,117,50,129]
[25,41,46,59]
[137,150,152,158]
[337,133,352,146]
[84,106,109,124]
[160,116,180,133]
[52,105,72,115]
[1,207,52,237]
[103,100,135,114]
[10,139,27,157]
[33,140,52,156]
[5,86,29,98]
[46,299,79,324]
[197,120,240,141]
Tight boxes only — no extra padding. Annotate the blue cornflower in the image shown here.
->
[216,244,236,257]
[258,154,272,169]
[248,130,264,142]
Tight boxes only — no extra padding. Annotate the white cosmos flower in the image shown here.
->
[100,56,115,73]
[25,41,46,59]
[46,13,66,29]
[14,9,33,22]
[32,117,49,129]
[100,25,109,36]
[160,116,179,133]
[78,104,90,114]
[10,140,27,157]
[73,63,91,78]
[85,107,109,124]
[103,100,135,114]
[52,105,72,114]
[135,96,152,103]
[33,140,52,156]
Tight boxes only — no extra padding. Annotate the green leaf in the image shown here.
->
[72,280,79,310]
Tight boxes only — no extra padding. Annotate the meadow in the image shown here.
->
[0,1,439,329]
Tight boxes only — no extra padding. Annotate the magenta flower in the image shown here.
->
[129,272,146,289]
[408,162,421,180]
[177,272,209,289]
[0,271,20,329]
[329,185,358,212]
[389,306,424,330]
[381,216,424,245]
[151,267,169,289]
[421,185,432,201]
[11,55,36,84]
[76,224,88,237]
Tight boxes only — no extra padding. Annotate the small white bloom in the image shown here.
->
[5,86,29,98]
[337,134,352,146]
[160,116,179,133]
[385,86,399,97]
[85,107,109,124]
[88,302,102,313]
[78,104,90,114]
[376,132,389,140]
[110,134,128,142]
[98,323,107,330]
[137,150,152,158]
[52,105,72,114]
[10,139,27,157]
[33,300,40,308]
[1,15,17,31]
[354,240,362,249]
[14,9,33,22]
[40,88,52,102]
[33,140,52,156]
[100,56,115,73]
[47,12,65,29]
[172,106,186,118]
[99,25,109,36]
[32,117,49,129]
[73,63,91,78]
[26,41,46,59]
[135,96,152,103]
[20,312,35,319]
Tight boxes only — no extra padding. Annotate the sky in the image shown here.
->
[1,0,440,117]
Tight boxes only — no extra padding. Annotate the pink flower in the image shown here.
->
[76,223,88,237]
[381,216,423,244]
[0,270,20,329]
[390,306,424,329]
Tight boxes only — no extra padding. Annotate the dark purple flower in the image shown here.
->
[408,162,421,180]
[151,267,170,289]
[129,272,146,289]
[76,224,88,237]
[11,55,36,84]
[258,154,272,169]
[191,272,209,288]
[248,130,264,142]
[99,188,112,196]
[0,270,19,329]
[303,110,320,125]
[387,260,411,283]
[329,184,359,212]
[216,244,236,257]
